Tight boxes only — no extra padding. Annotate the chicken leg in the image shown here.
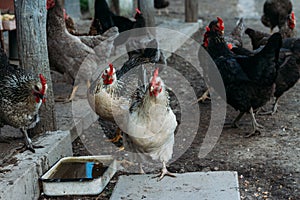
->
[196,89,210,103]
[231,111,245,128]
[107,127,122,143]
[154,161,176,181]
[54,84,79,103]
[17,128,43,153]
[106,128,125,151]
[258,97,279,115]
[139,163,145,174]
[64,85,79,103]
[245,107,264,137]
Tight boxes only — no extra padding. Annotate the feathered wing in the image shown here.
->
[78,27,119,49]
[225,17,245,48]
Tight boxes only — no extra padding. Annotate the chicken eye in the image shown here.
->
[34,85,40,91]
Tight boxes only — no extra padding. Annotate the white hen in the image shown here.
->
[124,68,177,181]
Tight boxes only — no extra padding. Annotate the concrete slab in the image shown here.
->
[110,171,240,200]
[0,130,72,200]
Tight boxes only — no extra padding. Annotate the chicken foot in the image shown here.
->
[17,128,44,153]
[54,85,78,103]
[107,127,122,143]
[196,89,210,103]
[258,98,279,115]
[154,161,176,181]
[64,85,79,103]
[106,128,124,151]
[245,107,264,137]
[56,80,91,103]
[157,8,169,16]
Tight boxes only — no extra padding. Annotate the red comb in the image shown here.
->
[288,11,296,29]
[203,26,210,47]
[291,11,295,20]
[151,68,159,85]
[46,0,55,10]
[63,9,68,20]
[136,8,141,14]
[108,63,114,76]
[39,74,47,95]
[217,17,225,31]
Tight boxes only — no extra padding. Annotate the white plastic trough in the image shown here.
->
[40,155,117,196]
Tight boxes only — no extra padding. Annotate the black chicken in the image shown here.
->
[91,0,146,52]
[198,17,245,102]
[246,11,296,51]
[261,0,293,33]
[261,38,300,115]
[245,28,271,51]
[154,0,169,15]
[154,0,169,9]
[232,28,300,115]
[92,0,145,35]
[0,48,47,152]
[91,0,115,34]
[203,26,282,136]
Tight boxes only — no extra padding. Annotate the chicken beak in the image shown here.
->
[150,86,154,92]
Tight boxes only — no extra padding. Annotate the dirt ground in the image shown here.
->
[1,0,299,200]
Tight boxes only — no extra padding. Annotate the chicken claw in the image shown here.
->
[231,111,245,128]
[116,146,125,152]
[16,143,44,153]
[258,98,279,116]
[154,162,176,181]
[196,89,210,103]
[18,128,44,153]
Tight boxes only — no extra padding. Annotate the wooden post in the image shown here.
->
[111,0,120,15]
[138,0,155,27]
[14,0,57,134]
[138,0,155,37]
[185,0,198,22]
